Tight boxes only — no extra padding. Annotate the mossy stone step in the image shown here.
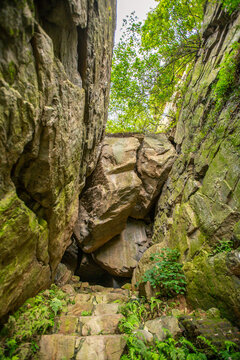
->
[58,314,123,336]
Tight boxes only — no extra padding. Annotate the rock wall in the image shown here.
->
[0,0,116,319]
[151,2,240,325]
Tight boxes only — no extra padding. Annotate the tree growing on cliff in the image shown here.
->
[107,0,205,133]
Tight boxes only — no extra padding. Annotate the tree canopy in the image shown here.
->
[107,0,205,133]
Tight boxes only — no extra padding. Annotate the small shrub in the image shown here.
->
[139,248,187,298]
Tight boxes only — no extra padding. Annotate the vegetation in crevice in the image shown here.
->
[0,285,72,360]
[136,248,187,299]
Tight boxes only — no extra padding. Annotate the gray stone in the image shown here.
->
[144,316,181,341]
[133,329,154,343]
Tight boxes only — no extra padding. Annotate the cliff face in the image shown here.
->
[152,2,240,324]
[0,0,116,319]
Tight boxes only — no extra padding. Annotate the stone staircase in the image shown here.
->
[38,283,130,360]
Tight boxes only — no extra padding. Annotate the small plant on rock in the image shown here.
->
[211,238,235,255]
[139,248,187,299]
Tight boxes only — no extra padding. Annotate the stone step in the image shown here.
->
[39,334,126,360]
[58,314,123,336]
[94,292,128,304]
[66,301,120,317]
[79,314,123,336]
[93,302,120,315]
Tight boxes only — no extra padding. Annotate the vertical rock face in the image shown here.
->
[0,0,116,318]
[152,3,240,325]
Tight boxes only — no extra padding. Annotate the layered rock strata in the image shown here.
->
[0,0,116,318]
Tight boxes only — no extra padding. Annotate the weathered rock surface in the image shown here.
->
[74,134,176,252]
[151,2,240,325]
[54,263,73,287]
[179,315,240,349]
[144,316,181,341]
[74,137,142,252]
[61,239,79,273]
[94,219,151,277]
[131,135,177,219]
[0,0,116,318]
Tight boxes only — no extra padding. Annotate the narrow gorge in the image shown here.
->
[0,0,240,359]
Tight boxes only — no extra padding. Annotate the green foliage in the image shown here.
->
[81,310,92,316]
[119,298,240,359]
[213,42,240,104]
[0,285,70,360]
[138,248,187,298]
[119,300,147,334]
[197,336,240,359]
[121,333,209,360]
[108,0,204,133]
[211,238,234,256]
[222,0,240,13]
[121,332,240,360]
[8,61,16,84]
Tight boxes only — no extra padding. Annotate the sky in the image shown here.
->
[115,0,156,44]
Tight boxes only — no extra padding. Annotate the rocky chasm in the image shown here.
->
[0,0,240,348]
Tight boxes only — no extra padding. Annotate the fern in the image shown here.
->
[197,336,218,354]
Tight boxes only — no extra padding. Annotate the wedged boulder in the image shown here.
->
[131,135,177,219]
[94,219,151,277]
[74,134,176,253]
[74,137,142,252]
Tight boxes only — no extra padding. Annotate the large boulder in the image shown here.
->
[94,219,151,277]
[74,137,142,252]
[131,135,176,219]
[0,0,116,318]
[74,134,176,253]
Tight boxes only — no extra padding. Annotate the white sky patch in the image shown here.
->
[115,0,157,44]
